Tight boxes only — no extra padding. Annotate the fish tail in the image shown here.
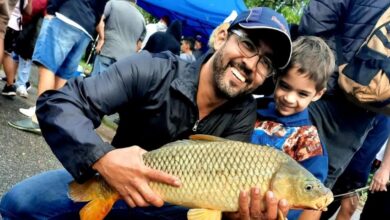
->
[68,176,120,220]
[79,197,117,220]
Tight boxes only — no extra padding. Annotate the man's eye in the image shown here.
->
[241,40,256,52]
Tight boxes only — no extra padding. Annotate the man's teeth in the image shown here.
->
[231,67,245,82]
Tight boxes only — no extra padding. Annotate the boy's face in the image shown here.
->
[274,66,324,116]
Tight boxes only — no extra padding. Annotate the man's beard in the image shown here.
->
[212,49,254,99]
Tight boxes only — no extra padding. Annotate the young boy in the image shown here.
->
[251,36,335,220]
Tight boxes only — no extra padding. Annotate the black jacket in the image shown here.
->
[36,51,257,182]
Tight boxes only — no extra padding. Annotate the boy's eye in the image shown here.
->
[279,82,290,90]
[299,92,310,97]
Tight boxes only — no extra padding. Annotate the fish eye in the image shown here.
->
[305,184,313,191]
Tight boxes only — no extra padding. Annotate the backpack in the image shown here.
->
[338,6,390,115]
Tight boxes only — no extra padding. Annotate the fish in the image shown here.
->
[68,134,333,220]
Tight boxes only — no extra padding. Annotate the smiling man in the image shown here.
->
[0,7,292,220]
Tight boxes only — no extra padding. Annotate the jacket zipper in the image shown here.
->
[192,119,200,132]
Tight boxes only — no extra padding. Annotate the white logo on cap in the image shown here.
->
[271,16,287,32]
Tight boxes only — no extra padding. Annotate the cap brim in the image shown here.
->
[238,24,292,69]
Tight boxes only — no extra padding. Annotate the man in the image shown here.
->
[193,34,204,59]
[7,0,108,133]
[299,0,390,188]
[90,0,146,75]
[0,7,292,219]
[179,36,196,62]
[141,15,170,48]
[0,0,18,63]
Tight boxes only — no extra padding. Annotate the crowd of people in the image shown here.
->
[0,0,389,219]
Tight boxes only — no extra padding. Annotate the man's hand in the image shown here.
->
[92,146,181,208]
[369,166,389,192]
[224,188,289,220]
[95,39,104,54]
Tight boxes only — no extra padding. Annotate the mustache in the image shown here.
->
[231,61,253,83]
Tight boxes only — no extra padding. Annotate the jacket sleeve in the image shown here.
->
[46,0,66,15]
[36,52,157,182]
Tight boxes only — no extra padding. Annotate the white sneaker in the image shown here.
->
[16,86,28,98]
[19,106,36,117]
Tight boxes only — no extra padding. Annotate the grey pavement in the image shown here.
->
[0,66,115,202]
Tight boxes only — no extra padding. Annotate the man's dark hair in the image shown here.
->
[182,37,195,51]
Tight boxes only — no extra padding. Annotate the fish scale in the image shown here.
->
[69,135,333,220]
[144,139,289,211]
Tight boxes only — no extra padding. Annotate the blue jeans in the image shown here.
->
[90,54,116,76]
[0,169,188,220]
[32,17,91,80]
[15,55,32,88]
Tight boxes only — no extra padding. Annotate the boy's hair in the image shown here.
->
[276,36,335,91]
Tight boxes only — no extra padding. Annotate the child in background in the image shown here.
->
[251,36,335,220]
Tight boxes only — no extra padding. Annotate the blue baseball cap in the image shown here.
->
[229,7,292,69]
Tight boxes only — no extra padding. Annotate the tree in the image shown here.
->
[244,0,309,24]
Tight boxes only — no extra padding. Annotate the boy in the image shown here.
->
[251,36,335,220]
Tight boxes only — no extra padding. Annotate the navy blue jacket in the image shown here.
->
[46,0,107,36]
[36,51,257,182]
[299,0,390,91]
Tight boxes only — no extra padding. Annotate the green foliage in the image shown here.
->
[244,0,309,24]
[133,3,157,24]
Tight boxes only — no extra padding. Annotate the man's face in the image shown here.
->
[274,66,324,116]
[211,30,273,99]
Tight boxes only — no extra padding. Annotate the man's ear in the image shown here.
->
[213,25,229,50]
[312,88,326,102]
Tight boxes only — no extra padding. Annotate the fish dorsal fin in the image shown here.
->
[189,134,226,142]
[187,209,222,220]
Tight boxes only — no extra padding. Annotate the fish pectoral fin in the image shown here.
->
[189,134,226,142]
[187,209,222,220]
[277,209,285,220]
[68,176,116,202]
[79,197,116,220]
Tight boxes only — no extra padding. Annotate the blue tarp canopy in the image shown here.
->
[136,0,247,45]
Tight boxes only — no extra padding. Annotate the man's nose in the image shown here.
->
[242,55,259,73]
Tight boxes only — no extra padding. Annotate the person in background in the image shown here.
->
[319,115,390,220]
[143,19,182,55]
[7,0,108,134]
[192,34,204,59]
[299,0,390,189]
[141,15,170,48]
[0,0,18,63]
[0,7,293,220]
[11,0,47,98]
[360,137,390,219]
[179,36,196,63]
[1,0,31,96]
[252,36,334,220]
[90,0,145,76]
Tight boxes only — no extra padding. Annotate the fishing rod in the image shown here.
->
[333,181,390,200]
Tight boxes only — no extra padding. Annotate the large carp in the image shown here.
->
[69,134,333,220]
